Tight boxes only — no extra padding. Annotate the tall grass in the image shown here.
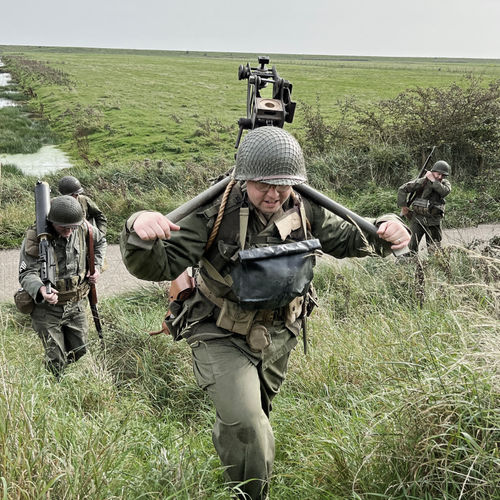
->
[1,246,498,499]
[0,289,231,499]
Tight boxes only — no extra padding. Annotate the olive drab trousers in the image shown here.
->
[409,217,443,253]
[190,332,292,500]
[31,299,88,377]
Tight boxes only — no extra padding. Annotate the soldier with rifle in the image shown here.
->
[120,59,410,499]
[58,175,108,235]
[397,154,452,254]
[18,182,106,378]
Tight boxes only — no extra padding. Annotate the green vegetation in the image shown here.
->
[0,46,498,499]
[0,105,58,154]
[1,248,498,498]
[2,46,500,165]
[0,46,499,247]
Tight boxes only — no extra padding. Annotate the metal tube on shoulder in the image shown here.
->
[294,184,378,236]
[166,176,232,223]
[126,176,232,250]
[294,183,408,257]
[128,175,407,256]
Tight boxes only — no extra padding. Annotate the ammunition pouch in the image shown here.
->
[411,198,445,217]
[197,276,313,351]
[55,276,90,304]
[230,239,322,310]
[14,288,35,314]
[215,299,274,351]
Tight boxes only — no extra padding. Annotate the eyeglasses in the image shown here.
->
[251,181,291,193]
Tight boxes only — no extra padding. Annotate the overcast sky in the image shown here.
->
[1,0,499,59]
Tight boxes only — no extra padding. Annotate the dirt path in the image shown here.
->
[1,224,498,304]
[1,244,162,304]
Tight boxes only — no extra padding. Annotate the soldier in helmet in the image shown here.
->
[58,175,108,235]
[397,160,452,254]
[19,195,107,378]
[120,126,410,499]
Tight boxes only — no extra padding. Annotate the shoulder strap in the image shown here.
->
[239,206,250,249]
[291,189,311,237]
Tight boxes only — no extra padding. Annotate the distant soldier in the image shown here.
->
[18,195,106,378]
[397,161,452,254]
[58,175,108,235]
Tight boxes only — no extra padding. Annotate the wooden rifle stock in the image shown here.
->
[85,221,103,339]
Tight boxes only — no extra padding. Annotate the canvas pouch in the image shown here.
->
[230,239,322,310]
[14,288,35,314]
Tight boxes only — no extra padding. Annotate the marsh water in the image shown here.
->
[0,145,73,176]
[0,58,73,175]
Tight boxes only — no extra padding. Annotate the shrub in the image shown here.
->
[302,75,500,185]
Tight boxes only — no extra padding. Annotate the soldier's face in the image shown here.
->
[53,224,75,238]
[247,181,292,215]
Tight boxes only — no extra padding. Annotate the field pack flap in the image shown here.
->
[231,239,322,310]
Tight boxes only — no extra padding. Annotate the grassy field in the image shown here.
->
[2,46,500,165]
[0,47,499,499]
[1,249,498,499]
[0,46,499,248]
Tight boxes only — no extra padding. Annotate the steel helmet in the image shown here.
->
[47,195,84,227]
[58,175,84,195]
[234,126,307,185]
[431,160,451,176]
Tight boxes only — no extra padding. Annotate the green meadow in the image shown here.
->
[0,46,499,499]
[2,46,500,166]
[1,46,499,246]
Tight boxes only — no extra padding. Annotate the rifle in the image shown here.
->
[34,181,56,294]
[85,221,103,340]
[404,146,436,214]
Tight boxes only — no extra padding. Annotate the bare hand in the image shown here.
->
[400,206,410,217]
[40,285,59,305]
[425,170,438,182]
[377,220,411,250]
[87,268,100,284]
[133,211,181,241]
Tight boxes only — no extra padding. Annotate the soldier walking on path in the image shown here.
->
[18,195,106,378]
[58,175,108,235]
[120,127,410,499]
[397,161,452,254]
